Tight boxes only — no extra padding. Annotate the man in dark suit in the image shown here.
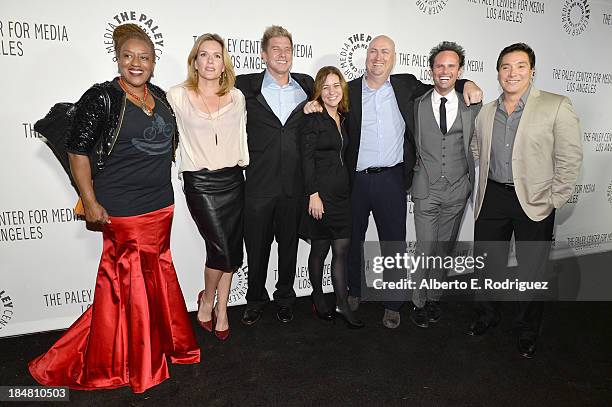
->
[343,35,482,328]
[235,26,313,325]
[409,42,480,328]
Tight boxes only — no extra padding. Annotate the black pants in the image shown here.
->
[244,195,300,308]
[347,165,407,311]
[474,180,554,338]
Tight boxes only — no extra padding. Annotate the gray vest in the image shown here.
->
[419,98,468,185]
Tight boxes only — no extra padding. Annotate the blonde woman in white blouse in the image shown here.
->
[167,33,248,341]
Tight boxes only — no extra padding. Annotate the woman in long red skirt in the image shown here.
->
[28,24,200,393]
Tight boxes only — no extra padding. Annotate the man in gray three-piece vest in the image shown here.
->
[409,42,480,328]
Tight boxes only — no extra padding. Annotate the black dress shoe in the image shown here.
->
[410,306,429,328]
[517,335,537,358]
[426,301,441,323]
[241,308,262,326]
[276,306,294,323]
[466,315,500,336]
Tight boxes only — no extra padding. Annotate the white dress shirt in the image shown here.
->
[431,89,459,131]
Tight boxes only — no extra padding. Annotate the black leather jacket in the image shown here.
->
[65,78,178,173]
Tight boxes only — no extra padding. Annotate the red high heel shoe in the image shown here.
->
[196,290,213,333]
[213,306,230,341]
[311,294,333,322]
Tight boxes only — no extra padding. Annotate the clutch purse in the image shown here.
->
[74,198,85,217]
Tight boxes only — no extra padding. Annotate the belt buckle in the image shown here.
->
[365,167,382,174]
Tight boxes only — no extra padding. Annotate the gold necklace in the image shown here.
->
[199,92,221,145]
[118,77,153,116]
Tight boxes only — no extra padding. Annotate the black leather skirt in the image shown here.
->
[182,166,244,271]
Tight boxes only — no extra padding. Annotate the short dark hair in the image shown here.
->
[496,43,535,71]
[428,41,465,69]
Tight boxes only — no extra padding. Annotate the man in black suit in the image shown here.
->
[342,35,482,328]
[236,26,313,325]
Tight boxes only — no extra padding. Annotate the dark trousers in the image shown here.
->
[347,165,407,311]
[244,195,300,308]
[474,180,554,338]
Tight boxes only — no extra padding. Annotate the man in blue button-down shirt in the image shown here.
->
[341,35,482,328]
[356,75,406,172]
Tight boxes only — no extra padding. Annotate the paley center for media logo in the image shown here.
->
[415,0,448,15]
[562,0,590,36]
[339,33,371,81]
[103,11,165,61]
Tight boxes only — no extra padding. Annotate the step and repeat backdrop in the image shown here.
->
[1,0,611,337]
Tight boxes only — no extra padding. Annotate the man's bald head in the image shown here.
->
[366,35,396,84]
[369,35,396,52]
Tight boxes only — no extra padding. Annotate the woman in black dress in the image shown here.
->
[300,66,363,328]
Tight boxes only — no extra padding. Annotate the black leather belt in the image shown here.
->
[359,163,403,174]
[488,179,515,190]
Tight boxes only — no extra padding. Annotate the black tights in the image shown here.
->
[308,238,350,311]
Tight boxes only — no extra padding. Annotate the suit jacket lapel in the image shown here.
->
[285,73,311,123]
[291,73,312,96]
[414,89,434,155]
[286,100,307,124]
[459,97,472,155]
[482,102,496,165]
[390,76,409,121]
[349,77,363,147]
[253,70,274,115]
[513,87,540,157]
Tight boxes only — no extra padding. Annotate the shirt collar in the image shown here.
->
[432,89,457,104]
[498,83,532,111]
[263,69,296,89]
[362,75,391,92]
